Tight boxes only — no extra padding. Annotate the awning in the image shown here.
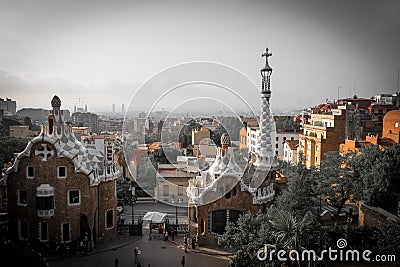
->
[142,212,168,223]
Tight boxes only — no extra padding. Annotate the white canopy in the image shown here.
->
[142,212,168,223]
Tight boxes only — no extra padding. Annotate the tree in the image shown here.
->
[23,116,33,130]
[220,211,272,267]
[221,209,322,267]
[276,159,319,217]
[0,136,28,167]
[317,151,359,215]
[352,145,400,214]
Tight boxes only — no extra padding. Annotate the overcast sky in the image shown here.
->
[0,0,399,113]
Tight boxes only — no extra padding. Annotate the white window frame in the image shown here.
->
[57,166,67,178]
[68,190,81,206]
[18,219,28,240]
[60,223,72,243]
[26,166,34,179]
[39,221,49,242]
[105,209,114,230]
[17,189,28,207]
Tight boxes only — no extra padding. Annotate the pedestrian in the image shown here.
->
[181,256,185,267]
[183,235,188,253]
[114,257,119,267]
[137,262,142,267]
[164,229,168,242]
[134,246,140,263]
[191,236,196,249]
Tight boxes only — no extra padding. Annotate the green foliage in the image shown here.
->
[150,147,180,167]
[211,125,226,147]
[178,119,201,148]
[276,160,319,217]
[275,117,301,131]
[352,145,400,214]
[0,136,28,166]
[116,176,133,204]
[221,208,321,266]
[317,150,359,215]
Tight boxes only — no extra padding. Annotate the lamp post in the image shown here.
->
[131,191,137,225]
[171,197,183,225]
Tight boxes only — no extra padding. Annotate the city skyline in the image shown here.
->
[0,0,399,113]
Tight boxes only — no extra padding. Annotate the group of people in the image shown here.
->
[183,234,197,253]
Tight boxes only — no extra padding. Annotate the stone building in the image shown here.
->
[298,107,347,168]
[186,49,277,246]
[4,96,119,250]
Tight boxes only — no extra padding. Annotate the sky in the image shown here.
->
[0,0,399,114]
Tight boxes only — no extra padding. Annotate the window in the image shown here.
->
[68,190,80,205]
[291,137,294,140]
[36,196,54,210]
[178,185,183,196]
[315,157,319,163]
[284,151,287,157]
[26,166,34,179]
[283,137,287,141]
[18,189,28,206]
[58,166,67,178]
[395,122,399,128]
[163,185,169,196]
[106,210,114,229]
[276,137,279,141]
[316,145,319,151]
[18,219,28,240]
[39,222,49,242]
[275,144,279,149]
[275,151,278,155]
[61,223,71,242]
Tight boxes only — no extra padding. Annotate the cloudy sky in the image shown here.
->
[0,0,399,113]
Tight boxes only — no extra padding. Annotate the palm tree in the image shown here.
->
[268,209,318,266]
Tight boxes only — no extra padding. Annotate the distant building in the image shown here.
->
[382,110,400,143]
[4,95,118,249]
[9,125,30,139]
[155,164,192,205]
[0,98,16,115]
[298,107,346,168]
[71,127,90,141]
[81,133,119,162]
[17,108,70,122]
[192,127,211,157]
[283,140,299,165]
[71,112,99,133]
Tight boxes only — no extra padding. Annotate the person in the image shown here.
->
[181,256,185,267]
[191,236,196,249]
[114,257,119,267]
[171,228,175,241]
[183,235,188,253]
[137,263,142,267]
[134,246,139,263]
[164,230,168,242]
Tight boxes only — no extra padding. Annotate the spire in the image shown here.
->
[254,47,276,171]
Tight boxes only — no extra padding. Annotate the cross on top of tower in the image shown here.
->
[261,47,272,72]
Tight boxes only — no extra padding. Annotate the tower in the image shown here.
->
[254,48,277,172]
[48,95,63,135]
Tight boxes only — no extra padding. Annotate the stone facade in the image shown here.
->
[5,96,118,250]
[358,202,400,228]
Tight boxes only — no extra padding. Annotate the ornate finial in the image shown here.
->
[261,47,272,72]
[51,95,61,108]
